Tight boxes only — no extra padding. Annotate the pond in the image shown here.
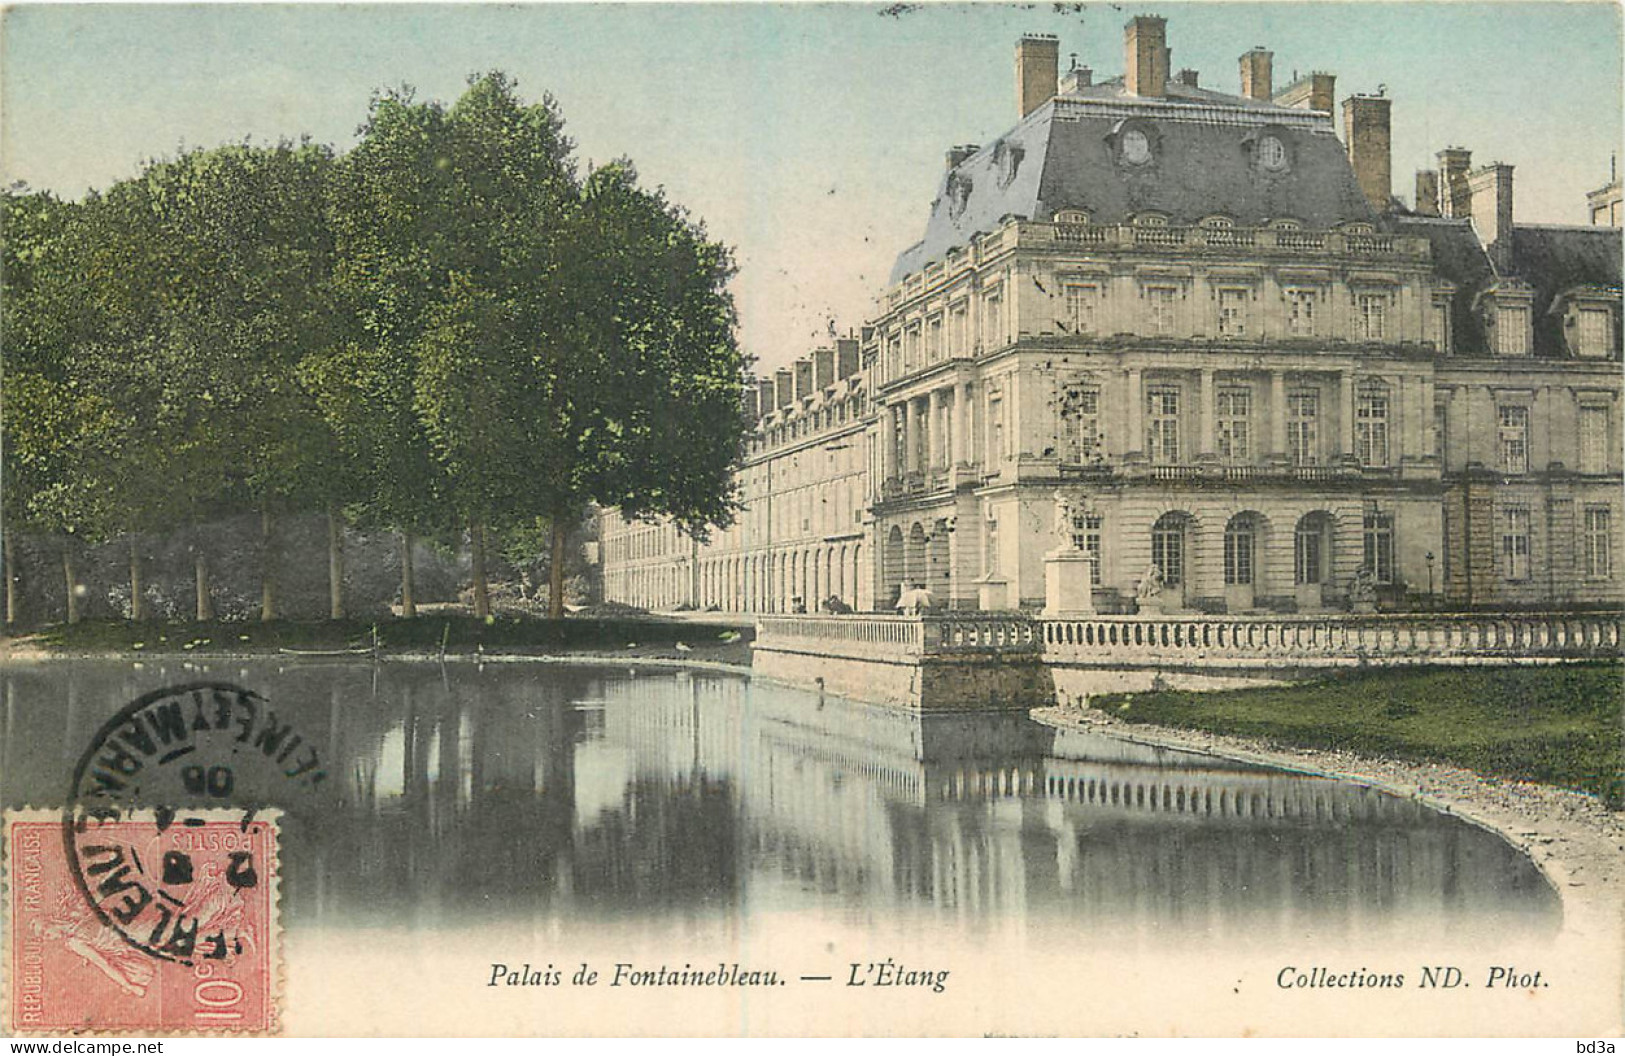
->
[0,659,1565,1034]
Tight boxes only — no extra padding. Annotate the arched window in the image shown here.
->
[1151,513,1189,587]
[1224,515,1257,586]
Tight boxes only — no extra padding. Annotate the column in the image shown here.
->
[1199,368,1216,459]
[951,382,968,466]
[1270,370,1287,458]
[881,406,898,481]
[1125,368,1144,456]
[930,390,945,469]
[1339,371,1356,460]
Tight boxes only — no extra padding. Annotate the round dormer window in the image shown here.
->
[1122,129,1152,166]
[1258,135,1289,173]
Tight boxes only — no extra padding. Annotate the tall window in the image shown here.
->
[1294,515,1327,585]
[1501,507,1531,581]
[904,324,921,371]
[950,303,969,357]
[1577,308,1611,358]
[1585,506,1613,578]
[1356,293,1387,341]
[1151,515,1186,587]
[1287,389,1320,466]
[1065,284,1099,335]
[1224,518,1256,586]
[1287,289,1318,337]
[1355,383,1390,467]
[1496,307,1530,356]
[886,334,902,378]
[1080,513,1104,584]
[984,288,1005,349]
[1147,286,1177,335]
[1216,388,1252,463]
[927,314,943,362]
[1363,511,1395,585]
[1217,288,1249,337]
[1434,402,1449,466]
[1060,384,1102,463]
[1580,405,1609,475]
[1147,386,1181,464]
[1498,405,1529,474]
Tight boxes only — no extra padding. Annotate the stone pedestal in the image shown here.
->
[1043,549,1095,617]
[976,576,1011,612]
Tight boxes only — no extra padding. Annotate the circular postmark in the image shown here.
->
[63,681,326,965]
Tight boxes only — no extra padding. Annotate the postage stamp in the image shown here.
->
[4,808,281,1035]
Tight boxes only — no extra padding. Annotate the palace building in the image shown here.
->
[600,16,1622,615]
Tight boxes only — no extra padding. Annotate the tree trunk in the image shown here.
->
[400,530,417,619]
[470,520,490,620]
[261,509,277,622]
[62,540,80,625]
[548,513,567,620]
[194,527,213,622]
[4,528,17,627]
[128,537,144,622]
[328,508,345,620]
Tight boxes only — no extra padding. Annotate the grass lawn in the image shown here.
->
[1104,663,1624,806]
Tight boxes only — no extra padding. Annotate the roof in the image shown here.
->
[1390,216,1493,353]
[1506,225,1622,356]
[891,88,1377,282]
[1390,218,1622,357]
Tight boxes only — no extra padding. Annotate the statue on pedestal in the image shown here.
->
[1052,491,1077,551]
[1136,562,1164,603]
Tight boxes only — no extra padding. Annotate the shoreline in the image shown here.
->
[1031,703,1625,954]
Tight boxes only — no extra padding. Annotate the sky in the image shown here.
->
[3,2,1620,371]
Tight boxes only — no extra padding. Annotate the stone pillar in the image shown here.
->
[952,382,968,465]
[882,406,899,480]
[1340,371,1356,460]
[1126,368,1144,455]
[1044,550,1096,616]
[1270,370,1288,458]
[902,401,916,473]
[930,389,946,469]
[1199,368,1216,459]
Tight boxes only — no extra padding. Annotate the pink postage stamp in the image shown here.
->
[5,809,280,1035]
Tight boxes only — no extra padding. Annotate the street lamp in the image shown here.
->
[1424,551,1435,603]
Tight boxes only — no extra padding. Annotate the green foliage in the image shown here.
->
[1107,664,1625,806]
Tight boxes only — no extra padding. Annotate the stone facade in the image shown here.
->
[602,15,1623,616]
[601,339,873,613]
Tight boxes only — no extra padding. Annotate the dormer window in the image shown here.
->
[1200,216,1234,229]
[1257,135,1289,173]
[1122,129,1152,165]
[1576,307,1613,358]
[1055,209,1090,224]
[1496,306,1530,356]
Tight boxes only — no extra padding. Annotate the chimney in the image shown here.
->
[836,338,860,379]
[741,385,759,420]
[1016,34,1060,118]
[1467,163,1515,260]
[1174,68,1199,88]
[774,369,793,409]
[1124,16,1169,98]
[1437,147,1473,218]
[1274,72,1335,112]
[1060,55,1093,93]
[793,359,814,400]
[1414,170,1441,216]
[813,347,836,389]
[945,144,980,170]
[1239,47,1272,101]
[756,379,775,418]
[1343,93,1393,211]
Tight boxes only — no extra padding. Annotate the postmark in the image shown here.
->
[5,808,280,1035]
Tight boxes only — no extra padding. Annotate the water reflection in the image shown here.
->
[0,661,1559,947]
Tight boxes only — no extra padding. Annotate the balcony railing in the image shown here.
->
[755,613,1624,668]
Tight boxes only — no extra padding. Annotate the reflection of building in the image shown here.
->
[602,15,1622,613]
